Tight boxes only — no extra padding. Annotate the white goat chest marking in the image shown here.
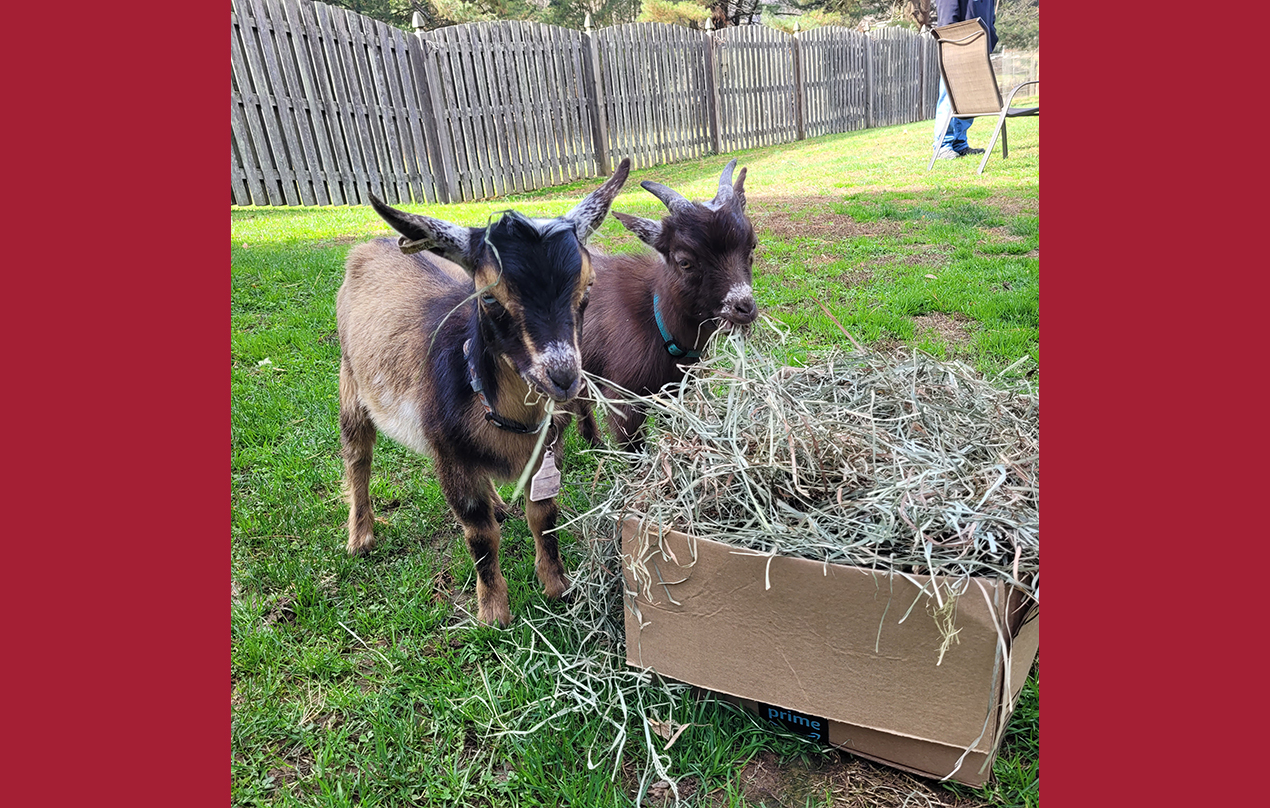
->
[366,396,431,455]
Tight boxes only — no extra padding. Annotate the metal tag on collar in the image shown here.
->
[529,447,561,502]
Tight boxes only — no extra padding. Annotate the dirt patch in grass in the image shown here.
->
[314,235,362,248]
[267,746,315,796]
[263,589,298,628]
[705,750,992,807]
[989,196,1038,218]
[427,528,464,605]
[751,196,907,241]
[900,248,951,268]
[913,312,976,347]
[834,269,874,288]
[643,775,703,805]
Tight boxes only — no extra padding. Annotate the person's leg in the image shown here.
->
[946,117,970,152]
[934,78,973,155]
[933,79,954,150]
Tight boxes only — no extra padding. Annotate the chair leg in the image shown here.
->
[928,117,952,171]
[977,111,1010,175]
[1001,120,1009,159]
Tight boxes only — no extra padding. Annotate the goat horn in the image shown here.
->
[641,181,693,214]
[708,159,738,209]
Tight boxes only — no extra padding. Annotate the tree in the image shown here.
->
[995,0,1040,49]
[905,0,932,31]
[638,0,711,28]
[322,0,430,29]
[323,0,641,30]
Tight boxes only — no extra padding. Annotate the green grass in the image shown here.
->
[232,116,1039,806]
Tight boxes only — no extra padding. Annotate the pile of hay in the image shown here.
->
[581,327,1039,608]
[493,326,1039,799]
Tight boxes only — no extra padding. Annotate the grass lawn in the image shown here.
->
[231,115,1039,807]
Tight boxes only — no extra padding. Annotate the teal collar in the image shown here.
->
[653,293,702,359]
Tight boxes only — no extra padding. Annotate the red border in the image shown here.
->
[14,3,1240,805]
[1044,3,1252,805]
[9,5,222,806]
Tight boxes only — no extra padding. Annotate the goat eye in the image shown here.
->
[677,259,692,271]
[480,294,499,307]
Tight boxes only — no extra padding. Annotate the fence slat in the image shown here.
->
[234,5,1000,206]
[249,0,314,204]
[230,16,271,205]
[508,23,544,190]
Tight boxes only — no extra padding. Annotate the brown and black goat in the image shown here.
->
[336,159,631,627]
[575,159,759,452]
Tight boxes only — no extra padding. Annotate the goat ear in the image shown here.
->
[563,158,632,244]
[733,166,747,210]
[612,211,662,247]
[368,195,481,269]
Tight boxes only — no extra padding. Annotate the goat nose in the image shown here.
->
[548,366,578,395]
[735,298,757,319]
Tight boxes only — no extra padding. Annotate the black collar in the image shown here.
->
[463,339,551,434]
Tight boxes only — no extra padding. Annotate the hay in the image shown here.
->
[488,322,1039,801]
[574,323,1039,611]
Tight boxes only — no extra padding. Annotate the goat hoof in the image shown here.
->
[541,572,572,602]
[345,535,375,556]
[477,599,513,629]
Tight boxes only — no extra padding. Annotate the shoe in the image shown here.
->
[934,146,961,160]
[958,147,985,156]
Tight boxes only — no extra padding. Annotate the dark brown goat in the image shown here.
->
[336,160,631,627]
[575,160,758,452]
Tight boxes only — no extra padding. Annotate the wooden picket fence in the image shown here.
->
[231,0,946,206]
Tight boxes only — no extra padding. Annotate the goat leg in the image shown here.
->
[488,479,511,523]
[526,495,571,601]
[440,467,511,628]
[339,358,377,555]
[527,433,571,601]
[576,405,605,449]
[609,404,648,455]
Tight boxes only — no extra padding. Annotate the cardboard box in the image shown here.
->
[620,519,1039,787]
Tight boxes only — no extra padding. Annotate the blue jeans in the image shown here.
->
[933,78,973,152]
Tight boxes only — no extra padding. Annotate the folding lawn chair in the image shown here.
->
[928,18,1039,174]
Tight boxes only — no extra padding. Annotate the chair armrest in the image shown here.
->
[1003,80,1039,108]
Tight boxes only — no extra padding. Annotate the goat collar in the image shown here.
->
[653,293,703,359]
[462,339,551,435]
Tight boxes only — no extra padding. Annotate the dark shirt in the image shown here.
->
[936,0,999,51]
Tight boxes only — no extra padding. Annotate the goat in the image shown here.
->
[336,159,632,628]
[574,159,759,452]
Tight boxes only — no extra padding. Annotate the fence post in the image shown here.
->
[791,24,805,141]
[581,14,612,176]
[411,12,456,203]
[704,19,722,155]
[918,31,927,120]
[864,33,875,130]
